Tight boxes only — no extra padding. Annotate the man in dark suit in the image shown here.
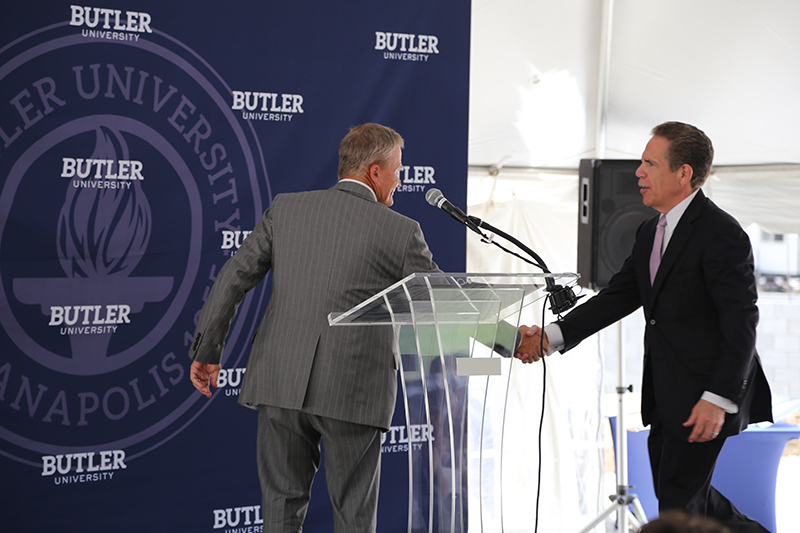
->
[188,123,440,532]
[516,122,772,531]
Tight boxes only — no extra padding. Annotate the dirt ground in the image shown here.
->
[782,409,800,456]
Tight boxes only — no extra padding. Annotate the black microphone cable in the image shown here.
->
[534,292,549,533]
[427,189,583,531]
[460,216,572,533]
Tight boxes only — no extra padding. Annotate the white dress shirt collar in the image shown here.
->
[339,178,377,202]
[662,189,700,248]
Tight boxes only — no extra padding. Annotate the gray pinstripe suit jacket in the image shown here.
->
[189,180,439,430]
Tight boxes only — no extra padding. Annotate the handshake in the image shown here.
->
[514,325,550,364]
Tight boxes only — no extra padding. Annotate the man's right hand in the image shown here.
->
[515,325,549,364]
[190,360,221,398]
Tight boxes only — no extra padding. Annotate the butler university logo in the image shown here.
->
[0,16,270,466]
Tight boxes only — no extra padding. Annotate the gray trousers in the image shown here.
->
[257,405,383,533]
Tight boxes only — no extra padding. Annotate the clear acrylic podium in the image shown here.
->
[329,272,578,533]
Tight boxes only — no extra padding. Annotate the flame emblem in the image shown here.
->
[57,126,151,278]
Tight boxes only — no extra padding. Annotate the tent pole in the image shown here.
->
[595,0,614,159]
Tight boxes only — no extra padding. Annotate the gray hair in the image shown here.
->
[338,123,404,179]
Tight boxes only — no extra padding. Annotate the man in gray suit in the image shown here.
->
[189,123,440,532]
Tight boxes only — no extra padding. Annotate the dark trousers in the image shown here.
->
[256,405,383,533]
[648,420,769,532]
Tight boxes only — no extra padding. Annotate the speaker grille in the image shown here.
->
[577,159,656,290]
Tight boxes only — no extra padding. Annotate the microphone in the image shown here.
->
[425,188,481,232]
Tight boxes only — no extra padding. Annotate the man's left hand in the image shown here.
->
[683,399,725,443]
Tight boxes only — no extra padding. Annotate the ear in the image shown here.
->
[678,163,693,186]
[369,163,380,179]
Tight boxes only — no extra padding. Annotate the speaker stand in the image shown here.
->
[579,321,648,533]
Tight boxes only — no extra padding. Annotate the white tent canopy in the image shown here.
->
[464,3,800,530]
[469,0,800,172]
[466,0,800,263]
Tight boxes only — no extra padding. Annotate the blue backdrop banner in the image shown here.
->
[0,1,470,531]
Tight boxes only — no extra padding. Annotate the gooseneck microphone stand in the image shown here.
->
[425,188,579,311]
[465,216,580,315]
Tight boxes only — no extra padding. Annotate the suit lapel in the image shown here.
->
[650,190,707,299]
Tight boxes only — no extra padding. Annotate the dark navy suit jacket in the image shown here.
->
[559,189,772,440]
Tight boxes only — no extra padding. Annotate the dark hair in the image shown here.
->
[651,122,714,189]
[639,510,731,533]
[338,123,404,179]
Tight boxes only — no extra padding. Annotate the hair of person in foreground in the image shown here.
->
[638,510,732,533]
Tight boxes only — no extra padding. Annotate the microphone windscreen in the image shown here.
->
[425,188,443,206]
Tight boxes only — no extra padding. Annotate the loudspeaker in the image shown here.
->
[577,159,656,290]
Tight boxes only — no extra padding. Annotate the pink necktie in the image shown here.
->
[649,216,667,285]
